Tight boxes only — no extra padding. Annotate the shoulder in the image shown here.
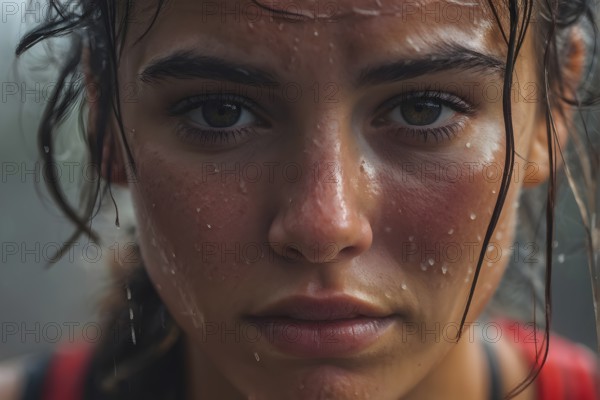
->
[499,320,599,400]
[0,356,29,400]
[0,346,94,400]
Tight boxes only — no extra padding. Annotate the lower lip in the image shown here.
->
[246,316,397,358]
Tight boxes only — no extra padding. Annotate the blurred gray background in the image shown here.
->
[0,1,598,363]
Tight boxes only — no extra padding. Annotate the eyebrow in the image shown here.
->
[357,44,506,86]
[139,50,280,86]
[138,44,505,88]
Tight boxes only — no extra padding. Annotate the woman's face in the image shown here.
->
[112,0,545,398]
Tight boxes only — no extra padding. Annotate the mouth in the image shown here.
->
[244,295,402,358]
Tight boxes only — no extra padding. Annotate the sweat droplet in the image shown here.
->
[314,30,319,36]
[254,352,260,362]
[428,258,435,266]
[557,254,565,263]
[441,264,448,274]
[420,262,428,271]
[196,208,201,213]
[408,236,414,242]
[401,282,408,290]
[384,227,392,233]
[207,224,212,229]
[465,142,472,148]
[469,212,477,220]
[448,228,454,235]
[239,180,247,194]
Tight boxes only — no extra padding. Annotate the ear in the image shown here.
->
[83,47,129,186]
[524,27,586,188]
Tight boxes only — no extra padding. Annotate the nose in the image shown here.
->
[267,120,374,264]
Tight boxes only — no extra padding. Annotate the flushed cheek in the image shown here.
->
[379,151,504,317]
[128,149,266,315]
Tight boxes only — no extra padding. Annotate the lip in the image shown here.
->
[245,295,400,357]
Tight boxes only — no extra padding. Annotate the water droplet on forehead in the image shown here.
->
[465,142,472,149]
[448,228,454,235]
[441,264,448,274]
[401,282,408,290]
[428,258,435,266]
[207,224,212,229]
[469,212,477,220]
[420,262,428,271]
[313,30,319,36]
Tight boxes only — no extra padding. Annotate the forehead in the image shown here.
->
[124,0,508,77]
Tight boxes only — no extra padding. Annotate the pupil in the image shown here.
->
[203,101,242,128]
[401,99,442,126]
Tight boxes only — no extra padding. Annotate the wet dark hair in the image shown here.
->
[15,0,599,399]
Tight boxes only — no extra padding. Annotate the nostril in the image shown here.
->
[282,244,303,262]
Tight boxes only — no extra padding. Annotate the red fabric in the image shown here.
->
[41,344,93,400]
[501,320,599,400]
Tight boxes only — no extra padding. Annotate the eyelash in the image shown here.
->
[168,90,475,147]
[168,93,267,146]
[374,91,475,144]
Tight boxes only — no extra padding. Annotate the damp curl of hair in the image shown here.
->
[15,1,600,399]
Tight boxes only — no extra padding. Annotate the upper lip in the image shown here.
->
[248,295,395,321]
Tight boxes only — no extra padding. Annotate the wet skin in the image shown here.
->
[102,0,560,399]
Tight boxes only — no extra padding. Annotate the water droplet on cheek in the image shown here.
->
[207,224,212,229]
[441,264,448,274]
[401,282,408,290]
[469,212,477,220]
[314,30,319,36]
[384,226,392,233]
[448,228,454,235]
[428,258,435,266]
[239,179,248,194]
[466,142,472,149]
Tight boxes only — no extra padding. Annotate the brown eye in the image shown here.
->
[202,100,242,128]
[400,99,442,126]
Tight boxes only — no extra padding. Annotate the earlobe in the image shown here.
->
[523,27,586,188]
[83,48,129,187]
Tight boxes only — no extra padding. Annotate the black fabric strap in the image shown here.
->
[482,339,503,400]
[20,352,53,400]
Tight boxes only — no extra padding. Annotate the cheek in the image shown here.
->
[377,142,516,317]
[127,146,266,320]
